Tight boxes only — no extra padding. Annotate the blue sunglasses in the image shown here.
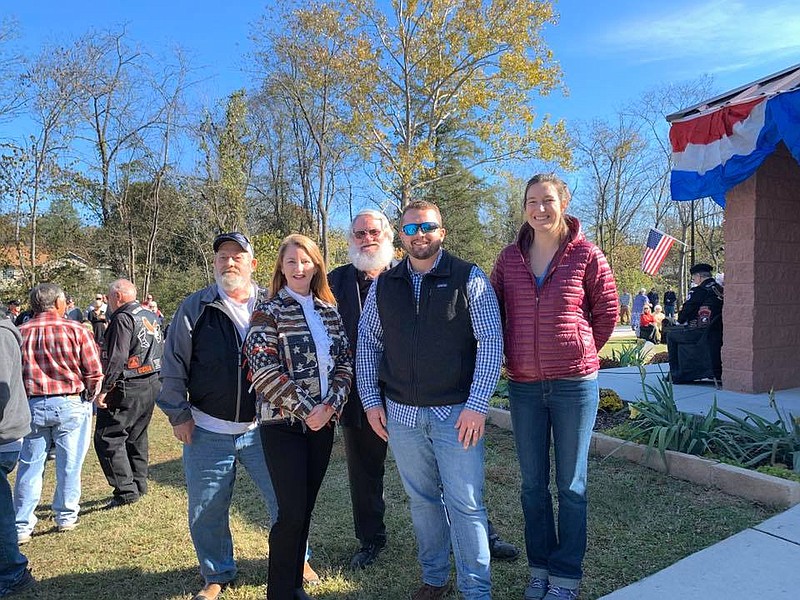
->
[401,222,441,236]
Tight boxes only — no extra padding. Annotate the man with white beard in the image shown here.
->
[329,210,397,569]
[157,233,283,600]
[329,210,519,571]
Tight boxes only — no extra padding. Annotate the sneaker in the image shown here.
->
[57,520,79,533]
[524,576,549,600]
[1,568,36,596]
[302,561,320,586]
[543,584,578,599]
[489,532,520,561]
[16,533,31,546]
[349,541,385,569]
[102,496,139,510]
[411,582,452,600]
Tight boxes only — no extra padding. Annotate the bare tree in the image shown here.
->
[70,27,169,227]
[6,43,81,285]
[572,115,656,268]
[252,1,359,261]
[0,18,25,124]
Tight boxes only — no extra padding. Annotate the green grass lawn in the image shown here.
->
[11,411,777,599]
[600,331,667,359]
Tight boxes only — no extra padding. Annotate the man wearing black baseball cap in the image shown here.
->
[3,300,21,321]
[157,232,281,600]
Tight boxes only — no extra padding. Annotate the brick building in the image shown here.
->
[667,64,800,393]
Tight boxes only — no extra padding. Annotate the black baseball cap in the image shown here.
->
[690,263,713,275]
[213,232,254,256]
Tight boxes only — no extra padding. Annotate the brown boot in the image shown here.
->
[192,582,224,600]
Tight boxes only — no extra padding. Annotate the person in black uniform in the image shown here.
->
[94,278,164,509]
[677,263,724,379]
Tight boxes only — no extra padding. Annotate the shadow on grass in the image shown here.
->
[18,558,386,600]
[17,559,257,600]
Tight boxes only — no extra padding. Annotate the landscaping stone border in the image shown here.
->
[487,407,800,509]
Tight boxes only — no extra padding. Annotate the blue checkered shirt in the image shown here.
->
[356,251,503,427]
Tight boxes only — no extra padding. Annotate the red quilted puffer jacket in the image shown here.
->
[490,216,618,383]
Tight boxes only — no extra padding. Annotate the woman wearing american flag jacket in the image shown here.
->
[244,234,353,600]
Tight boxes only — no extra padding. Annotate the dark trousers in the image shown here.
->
[94,375,159,502]
[342,424,387,547]
[261,421,334,600]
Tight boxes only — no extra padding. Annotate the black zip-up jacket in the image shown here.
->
[157,283,269,426]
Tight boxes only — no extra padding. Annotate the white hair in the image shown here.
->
[349,209,395,243]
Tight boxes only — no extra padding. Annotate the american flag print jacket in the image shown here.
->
[244,287,352,424]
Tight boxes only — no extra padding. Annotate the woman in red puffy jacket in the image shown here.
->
[490,174,617,600]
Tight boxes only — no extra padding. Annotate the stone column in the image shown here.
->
[722,142,800,392]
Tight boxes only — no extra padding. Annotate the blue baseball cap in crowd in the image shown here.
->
[213,232,254,256]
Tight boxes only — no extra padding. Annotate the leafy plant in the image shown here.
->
[714,390,800,471]
[490,376,510,409]
[611,342,651,367]
[599,356,621,369]
[628,369,721,461]
[599,388,624,412]
[648,351,670,364]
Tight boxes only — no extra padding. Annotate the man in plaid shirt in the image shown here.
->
[14,283,103,543]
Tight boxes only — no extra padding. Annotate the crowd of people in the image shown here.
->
[618,263,724,351]
[2,172,626,600]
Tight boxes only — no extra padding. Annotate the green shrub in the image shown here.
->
[714,391,800,471]
[599,356,621,369]
[648,351,670,364]
[629,371,721,461]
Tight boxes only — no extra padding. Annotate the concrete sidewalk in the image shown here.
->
[597,329,800,599]
[598,363,800,421]
[599,504,800,599]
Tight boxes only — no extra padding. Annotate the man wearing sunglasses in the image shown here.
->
[357,200,503,600]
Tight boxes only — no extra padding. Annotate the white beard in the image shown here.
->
[349,239,395,273]
[215,272,250,294]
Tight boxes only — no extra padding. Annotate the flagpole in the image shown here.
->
[691,200,696,266]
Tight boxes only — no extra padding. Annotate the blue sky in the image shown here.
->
[9,0,800,127]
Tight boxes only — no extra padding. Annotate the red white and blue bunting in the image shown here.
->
[670,88,800,206]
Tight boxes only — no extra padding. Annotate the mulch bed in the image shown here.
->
[594,408,629,431]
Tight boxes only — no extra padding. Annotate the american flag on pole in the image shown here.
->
[641,228,677,275]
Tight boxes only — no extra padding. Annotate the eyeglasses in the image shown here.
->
[353,228,382,240]
[401,222,440,236]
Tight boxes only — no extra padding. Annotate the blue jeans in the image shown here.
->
[1,450,28,592]
[508,378,599,589]
[14,395,93,536]
[387,406,491,600]
[183,425,279,585]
